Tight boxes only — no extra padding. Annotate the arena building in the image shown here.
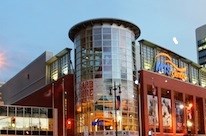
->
[1,18,206,136]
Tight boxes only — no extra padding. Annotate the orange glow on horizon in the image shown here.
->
[0,52,6,69]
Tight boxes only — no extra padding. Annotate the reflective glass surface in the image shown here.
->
[74,24,138,135]
[0,106,53,135]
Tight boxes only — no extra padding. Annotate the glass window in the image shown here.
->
[190,66,199,85]
[147,85,159,132]
[174,92,184,133]
[112,28,119,40]
[40,108,48,118]
[60,54,69,76]
[93,28,102,34]
[9,107,15,117]
[17,107,23,117]
[199,56,206,65]
[48,109,53,118]
[103,47,111,53]
[161,89,172,133]
[103,34,111,40]
[200,70,206,87]
[0,116,8,130]
[103,27,111,33]
[93,40,102,47]
[104,66,112,71]
[24,117,31,131]
[179,60,189,81]
[32,108,39,117]
[172,57,178,65]
[198,43,206,51]
[50,61,58,81]
[120,29,126,36]
[31,117,40,131]
[103,72,112,79]
[141,44,154,70]
[0,106,7,116]
[103,41,111,46]
[196,97,205,134]
[86,29,92,36]
[94,35,101,40]
[16,117,24,130]
[25,108,31,117]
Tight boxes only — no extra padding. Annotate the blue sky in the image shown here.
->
[0,0,206,82]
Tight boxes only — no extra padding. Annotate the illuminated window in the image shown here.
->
[198,38,206,45]
[172,58,178,67]
[51,61,58,81]
[179,60,189,81]
[190,66,199,85]
[161,89,172,133]
[174,92,184,133]
[200,71,206,87]
[141,45,154,70]
[0,106,52,135]
[15,117,24,130]
[60,54,69,76]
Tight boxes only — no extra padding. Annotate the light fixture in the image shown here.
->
[179,104,184,109]
[135,80,139,85]
[187,120,193,127]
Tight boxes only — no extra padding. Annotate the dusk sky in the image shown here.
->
[0,0,206,82]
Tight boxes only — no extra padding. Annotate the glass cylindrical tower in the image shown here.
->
[69,18,141,136]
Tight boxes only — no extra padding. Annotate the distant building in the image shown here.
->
[196,24,206,66]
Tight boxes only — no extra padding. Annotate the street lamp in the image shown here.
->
[109,82,121,136]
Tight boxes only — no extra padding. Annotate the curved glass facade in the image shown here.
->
[71,20,140,136]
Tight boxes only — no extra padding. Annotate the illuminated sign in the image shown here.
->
[154,53,187,81]
[80,80,93,100]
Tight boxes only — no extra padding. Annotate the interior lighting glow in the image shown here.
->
[0,52,6,68]
[187,120,193,127]
[188,103,193,109]
[179,104,184,109]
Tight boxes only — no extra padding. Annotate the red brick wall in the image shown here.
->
[139,70,206,136]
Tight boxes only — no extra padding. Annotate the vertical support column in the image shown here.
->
[171,90,176,135]
[204,99,206,135]
[142,81,148,136]
[157,87,163,135]
[52,83,58,136]
[62,78,66,136]
[183,93,187,134]
[137,81,142,136]
[193,96,197,135]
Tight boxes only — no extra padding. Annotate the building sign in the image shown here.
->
[80,80,93,101]
[154,53,187,81]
